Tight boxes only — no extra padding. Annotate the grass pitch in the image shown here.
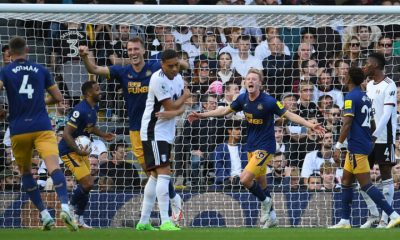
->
[1,227,399,240]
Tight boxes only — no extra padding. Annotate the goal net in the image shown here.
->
[0,4,400,228]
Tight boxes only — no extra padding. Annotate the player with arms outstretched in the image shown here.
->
[0,36,77,231]
[59,81,115,228]
[79,38,184,224]
[188,69,325,228]
[360,53,399,228]
[329,67,400,229]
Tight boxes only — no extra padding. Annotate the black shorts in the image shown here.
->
[142,140,171,171]
[368,143,396,168]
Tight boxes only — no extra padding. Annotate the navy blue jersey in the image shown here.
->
[343,86,373,155]
[230,92,287,153]
[0,59,55,136]
[108,61,160,131]
[59,99,98,156]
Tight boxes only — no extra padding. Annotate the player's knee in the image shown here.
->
[240,174,252,188]
[80,176,94,191]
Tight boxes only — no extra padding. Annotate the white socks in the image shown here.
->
[157,175,171,224]
[40,209,51,219]
[139,176,157,224]
[360,190,380,217]
[381,179,394,223]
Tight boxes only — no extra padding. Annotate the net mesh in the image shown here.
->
[0,9,399,228]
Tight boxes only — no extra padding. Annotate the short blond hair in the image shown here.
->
[246,68,264,82]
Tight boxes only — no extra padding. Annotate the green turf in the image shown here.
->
[1,228,399,240]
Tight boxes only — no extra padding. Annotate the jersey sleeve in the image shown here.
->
[43,67,56,89]
[108,65,123,81]
[384,83,397,106]
[68,107,85,129]
[151,76,171,102]
[230,93,244,112]
[343,94,355,117]
[271,98,287,117]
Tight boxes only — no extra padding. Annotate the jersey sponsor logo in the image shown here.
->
[128,81,148,94]
[277,101,284,109]
[344,100,352,109]
[257,103,263,110]
[244,112,263,125]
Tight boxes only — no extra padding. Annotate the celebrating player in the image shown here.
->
[59,81,115,228]
[359,52,399,228]
[0,36,76,231]
[329,67,400,229]
[188,69,325,228]
[79,37,183,224]
[137,49,190,231]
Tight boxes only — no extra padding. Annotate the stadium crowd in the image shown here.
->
[1,0,400,195]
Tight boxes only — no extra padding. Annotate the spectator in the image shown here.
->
[91,139,109,165]
[301,131,335,185]
[297,81,318,119]
[266,152,290,191]
[108,23,131,66]
[292,42,315,73]
[50,22,91,105]
[375,35,400,82]
[255,27,290,61]
[312,70,344,109]
[219,27,241,59]
[49,97,71,129]
[149,24,170,56]
[1,45,11,66]
[333,59,350,92]
[194,32,219,70]
[213,120,247,187]
[316,94,334,124]
[190,60,216,95]
[325,105,342,142]
[0,168,20,191]
[181,33,203,69]
[307,173,322,191]
[275,123,289,154]
[370,164,381,185]
[356,25,378,56]
[98,176,115,192]
[183,94,221,186]
[216,52,242,85]
[320,161,337,191]
[289,166,301,191]
[65,170,76,192]
[172,26,193,47]
[262,36,293,99]
[231,35,263,77]
[298,59,319,85]
[342,36,365,68]
[99,141,140,191]
[392,163,400,190]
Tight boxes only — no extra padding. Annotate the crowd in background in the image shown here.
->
[1,0,400,193]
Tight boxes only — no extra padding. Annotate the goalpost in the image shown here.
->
[0,4,400,228]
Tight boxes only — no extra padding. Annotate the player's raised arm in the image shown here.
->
[283,111,325,136]
[79,45,109,77]
[187,106,233,123]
